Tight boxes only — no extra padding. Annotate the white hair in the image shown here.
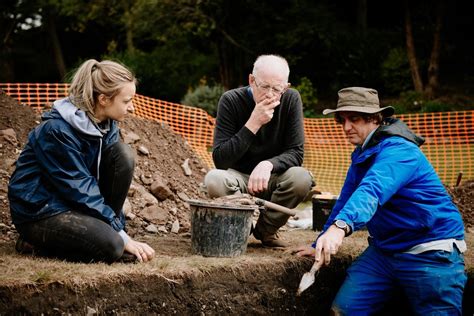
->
[252,54,290,81]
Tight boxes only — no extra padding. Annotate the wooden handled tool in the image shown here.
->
[254,198,297,216]
[296,259,324,296]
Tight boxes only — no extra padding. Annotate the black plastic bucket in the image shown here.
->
[189,200,255,257]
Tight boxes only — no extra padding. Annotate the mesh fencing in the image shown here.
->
[1,83,472,194]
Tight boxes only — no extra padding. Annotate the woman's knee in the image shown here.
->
[100,235,125,263]
[104,142,135,173]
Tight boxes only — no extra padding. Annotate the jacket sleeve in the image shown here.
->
[212,93,256,169]
[32,123,124,231]
[332,141,420,232]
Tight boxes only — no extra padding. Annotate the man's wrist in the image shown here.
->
[333,219,351,236]
[260,160,274,171]
[245,120,261,134]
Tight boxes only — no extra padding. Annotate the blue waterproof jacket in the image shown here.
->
[323,118,465,253]
[8,98,126,232]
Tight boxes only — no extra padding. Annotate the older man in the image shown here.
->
[297,87,466,315]
[204,54,313,248]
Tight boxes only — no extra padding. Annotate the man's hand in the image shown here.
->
[314,225,345,266]
[124,239,155,262]
[293,245,316,257]
[245,96,280,134]
[248,161,273,194]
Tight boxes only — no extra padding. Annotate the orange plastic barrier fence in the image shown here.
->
[2,83,473,194]
[304,111,474,193]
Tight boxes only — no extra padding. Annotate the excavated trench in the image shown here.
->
[0,253,474,315]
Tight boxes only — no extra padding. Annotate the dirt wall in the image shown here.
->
[1,255,471,315]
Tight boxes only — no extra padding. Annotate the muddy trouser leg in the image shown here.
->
[98,142,135,215]
[15,211,124,263]
[16,142,135,263]
[204,168,249,198]
[204,167,313,237]
[256,167,313,236]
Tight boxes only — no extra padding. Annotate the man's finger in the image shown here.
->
[324,248,331,265]
[314,245,322,262]
[262,102,279,111]
[247,179,255,194]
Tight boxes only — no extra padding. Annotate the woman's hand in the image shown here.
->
[124,239,155,262]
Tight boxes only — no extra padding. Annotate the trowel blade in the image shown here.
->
[296,271,316,296]
[296,260,323,296]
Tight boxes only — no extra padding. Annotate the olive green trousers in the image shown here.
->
[204,167,314,237]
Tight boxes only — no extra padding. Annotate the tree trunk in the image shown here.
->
[356,0,367,36]
[218,40,230,90]
[0,45,15,81]
[425,0,444,99]
[122,1,135,54]
[1,17,17,81]
[125,26,135,54]
[404,3,424,92]
[124,7,135,54]
[45,13,66,80]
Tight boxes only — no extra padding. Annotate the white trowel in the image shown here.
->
[296,259,324,296]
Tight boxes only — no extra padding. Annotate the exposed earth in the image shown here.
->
[0,90,472,315]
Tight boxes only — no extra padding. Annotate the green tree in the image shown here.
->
[181,81,225,116]
[294,77,318,117]
[381,48,412,94]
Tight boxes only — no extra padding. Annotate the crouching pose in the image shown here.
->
[296,87,466,315]
[8,59,155,263]
[204,55,313,248]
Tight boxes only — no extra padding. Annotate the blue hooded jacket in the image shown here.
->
[8,98,126,232]
[323,118,465,253]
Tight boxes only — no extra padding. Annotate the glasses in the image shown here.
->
[253,76,289,95]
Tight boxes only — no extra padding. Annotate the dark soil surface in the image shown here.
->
[0,90,473,315]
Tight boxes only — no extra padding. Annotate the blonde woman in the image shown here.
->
[8,59,155,263]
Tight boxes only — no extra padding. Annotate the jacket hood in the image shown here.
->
[366,117,425,148]
[43,98,104,137]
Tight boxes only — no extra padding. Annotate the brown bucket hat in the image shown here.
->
[323,87,394,117]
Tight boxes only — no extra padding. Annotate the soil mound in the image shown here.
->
[446,180,474,228]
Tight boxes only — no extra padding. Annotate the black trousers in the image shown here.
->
[16,142,135,263]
